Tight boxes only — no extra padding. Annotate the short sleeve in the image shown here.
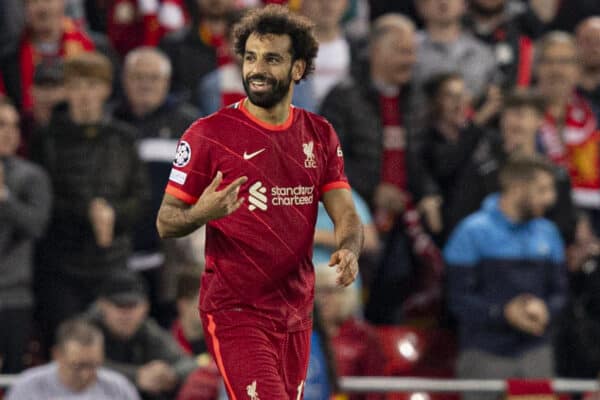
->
[165,123,214,205]
[320,123,350,194]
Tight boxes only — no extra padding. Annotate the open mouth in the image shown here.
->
[249,79,272,92]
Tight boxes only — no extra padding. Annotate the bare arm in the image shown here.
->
[156,171,247,238]
[322,188,364,286]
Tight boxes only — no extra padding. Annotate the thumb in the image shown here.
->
[328,252,340,267]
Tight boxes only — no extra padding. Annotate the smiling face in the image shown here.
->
[242,33,305,109]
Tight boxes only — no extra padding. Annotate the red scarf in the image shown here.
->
[18,18,95,112]
[539,92,600,208]
[107,0,162,57]
[377,92,445,318]
[199,22,233,67]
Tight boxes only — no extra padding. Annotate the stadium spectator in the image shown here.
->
[300,0,351,107]
[535,32,600,235]
[172,271,223,400]
[320,14,417,211]
[160,0,237,100]
[412,0,498,117]
[0,0,95,113]
[321,14,443,324]
[303,305,340,400]
[438,89,577,246]
[408,72,502,243]
[576,17,600,121]
[314,266,386,400]
[18,60,66,157]
[84,269,197,400]
[6,319,140,400]
[171,270,206,355]
[112,46,198,313]
[0,0,25,56]
[0,98,51,374]
[31,52,150,355]
[445,155,567,400]
[464,0,547,88]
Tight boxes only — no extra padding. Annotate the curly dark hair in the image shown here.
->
[233,5,319,82]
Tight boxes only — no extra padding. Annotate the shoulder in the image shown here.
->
[11,364,55,389]
[159,26,191,45]
[456,210,494,234]
[181,109,234,140]
[9,157,49,181]
[174,102,201,122]
[105,118,138,142]
[532,218,562,239]
[97,368,135,388]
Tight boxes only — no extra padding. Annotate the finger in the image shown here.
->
[206,171,223,193]
[328,252,341,267]
[222,176,248,196]
[228,197,245,214]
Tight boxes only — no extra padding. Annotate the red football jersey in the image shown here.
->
[165,99,349,332]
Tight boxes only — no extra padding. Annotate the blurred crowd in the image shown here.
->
[2,0,600,399]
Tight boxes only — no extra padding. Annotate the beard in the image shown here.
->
[243,69,293,109]
[469,0,506,17]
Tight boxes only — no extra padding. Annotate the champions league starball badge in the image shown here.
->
[173,141,191,167]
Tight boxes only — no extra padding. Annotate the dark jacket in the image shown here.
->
[444,133,577,245]
[31,108,151,278]
[408,123,487,242]
[445,194,567,356]
[159,27,217,101]
[319,77,414,207]
[83,306,197,395]
[112,98,199,256]
[0,156,51,308]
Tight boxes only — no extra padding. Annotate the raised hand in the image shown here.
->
[187,171,248,225]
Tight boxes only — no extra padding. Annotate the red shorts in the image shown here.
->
[201,309,311,400]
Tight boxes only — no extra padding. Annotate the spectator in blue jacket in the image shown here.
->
[444,155,567,400]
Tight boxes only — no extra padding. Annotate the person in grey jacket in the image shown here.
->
[82,269,197,400]
[0,98,51,373]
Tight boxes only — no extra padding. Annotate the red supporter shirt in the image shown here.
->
[165,99,349,332]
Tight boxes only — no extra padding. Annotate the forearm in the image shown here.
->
[156,203,208,238]
[334,209,364,257]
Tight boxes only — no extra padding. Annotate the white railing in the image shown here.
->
[1,375,598,394]
[338,377,599,394]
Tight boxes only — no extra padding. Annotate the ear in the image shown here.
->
[292,59,306,83]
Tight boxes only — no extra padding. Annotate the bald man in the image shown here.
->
[576,17,600,119]
[112,47,200,305]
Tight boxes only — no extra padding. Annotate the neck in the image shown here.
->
[504,141,537,156]
[499,193,522,223]
[57,368,84,393]
[426,21,462,43]
[130,103,156,119]
[315,25,342,43]
[371,74,401,95]
[471,11,505,34]
[580,65,600,91]
[69,107,103,125]
[243,92,293,126]
[180,319,204,341]
[436,120,460,141]
[30,25,62,46]
[547,98,568,121]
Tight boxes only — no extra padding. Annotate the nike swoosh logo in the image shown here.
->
[243,148,266,160]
